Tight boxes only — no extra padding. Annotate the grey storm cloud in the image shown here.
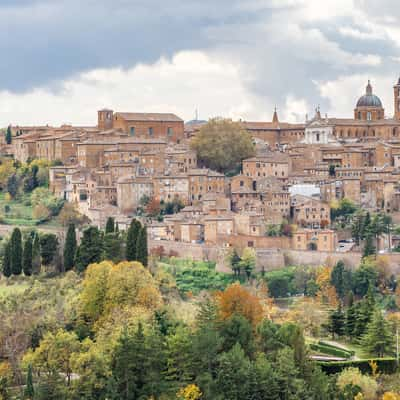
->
[1,0,400,121]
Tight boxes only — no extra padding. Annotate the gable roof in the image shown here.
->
[115,112,183,122]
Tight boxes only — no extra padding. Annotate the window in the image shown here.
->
[148,127,153,136]
[130,127,135,136]
[367,112,372,121]
[316,133,320,142]
[167,127,173,136]
[358,111,361,119]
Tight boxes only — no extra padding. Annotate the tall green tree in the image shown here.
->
[105,217,115,234]
[327,304,345,339]
[2,241,11,277]
[216,343,251,400]
[25,364,34,399]
[5,125,12,144]
[330,260,346,299]
[32,233,41,274]
[63,224,77,271]
[363,234,376,257]
[40,233,59,266]
[75,226,103,272]
[10,227,22,275]
[7,174,19,198]
[136,226,148,267]
[103,233,123,263]
[345,292,357,339]
[126,219,141,261]
[361,309,394,357]
[23,236,33,276]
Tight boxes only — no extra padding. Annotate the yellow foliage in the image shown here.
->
[337,367,378,400]
[0,159,16,187]
[382,392,400,400]
[283,297,327,336]
[354,393,364,400]
[0,361,12,381]
[315,266,338,307]
[369,360,379,378]
[80,261,162,332]
[177,384,202,400]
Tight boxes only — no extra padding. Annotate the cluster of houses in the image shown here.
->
[6,78,400,253]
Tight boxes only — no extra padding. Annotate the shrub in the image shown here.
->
[318,358,398,375]
[336,367,378,400]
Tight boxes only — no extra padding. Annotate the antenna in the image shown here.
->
[195,108,198,121]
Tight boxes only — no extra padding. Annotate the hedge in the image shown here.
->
[318,341,355,356]
[318,358,398,375]
[310,343,352,359]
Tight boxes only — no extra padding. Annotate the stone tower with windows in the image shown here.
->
[98,109,114,131]
[393,78,400,120]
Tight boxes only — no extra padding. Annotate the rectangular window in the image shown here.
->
[148,127,153,136]
[130,127,135,136]
[167,127,173,136]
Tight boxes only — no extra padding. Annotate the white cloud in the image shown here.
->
[0,51,274,126]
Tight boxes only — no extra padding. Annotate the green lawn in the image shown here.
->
[0,192,40,226]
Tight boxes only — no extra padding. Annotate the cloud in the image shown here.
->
[0,0,400,125]
[0,51,271,126]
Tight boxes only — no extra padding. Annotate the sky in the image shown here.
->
[1,0,400,126]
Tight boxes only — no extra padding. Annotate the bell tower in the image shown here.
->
[394,78,400,120]
[98,109,114,130]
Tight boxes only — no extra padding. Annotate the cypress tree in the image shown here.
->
[25,364,34,399]
[105,217,115,234]
[331,260,345,299]
[75,226,103,272]
[23,236,33,276]
[63,224,77,271]
[126,219,141,261]
[10,228,22,275]
[32,233,41,274]
[103,232,122,263]
[345,292,357,339]
[363,234,376,257]
[5,125,12,144]
[136,226,148,267]
[2,241,11,278]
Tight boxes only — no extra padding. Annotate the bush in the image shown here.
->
[318,358,398,375]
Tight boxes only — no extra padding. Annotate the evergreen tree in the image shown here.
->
[32,233,41,274]
[216,343,251,400]
[25,364,34,399]
[103,233,123,263]
[136,226,148,267]
[10,228,22,275]
[275,347,306,400]
[126,219,141,261]
[327,304,345,339]
[63,224,77,271]
[354,285,375,338]
[23,236,33,276]
[229,248,241,276]
[2,241,11,278]
[75,226,103,272]
[105,217,115,234]
[361,309,394,357]
[39,233,58,266]
[5,125,12,144]
[345,292,357,339]
[331,260,346,299]
[115,222,119,233]
[363,234,376,257]
[361,211,371,239]
[7,174,19,198]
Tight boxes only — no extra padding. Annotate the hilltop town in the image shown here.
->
[2,78,400,269]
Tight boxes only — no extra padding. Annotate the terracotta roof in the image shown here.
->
[115,112,183,122]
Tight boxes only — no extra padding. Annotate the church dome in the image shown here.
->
[356,80,383,108]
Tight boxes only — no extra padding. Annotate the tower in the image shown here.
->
[97,109,114,130]
[394,78,400,120]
